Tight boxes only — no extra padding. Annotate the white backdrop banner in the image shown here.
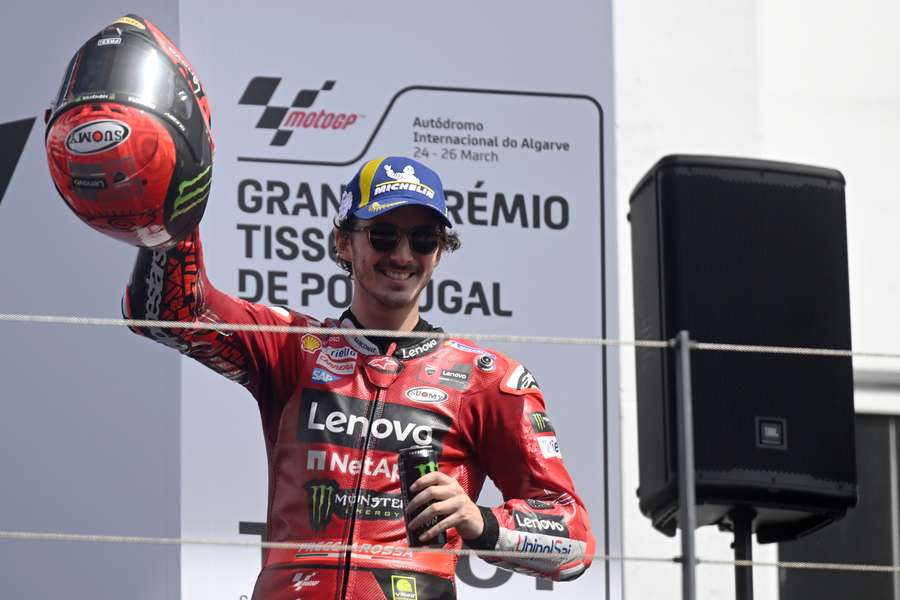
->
[178,2,620,598]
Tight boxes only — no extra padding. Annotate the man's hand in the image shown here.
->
[405,471,484,542]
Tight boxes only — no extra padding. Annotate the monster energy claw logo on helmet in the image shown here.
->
[305,479,339,532]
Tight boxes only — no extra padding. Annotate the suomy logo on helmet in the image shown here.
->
[238,77,362,146]
[65,120,130,155]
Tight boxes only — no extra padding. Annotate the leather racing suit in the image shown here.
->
[124,229,595,599]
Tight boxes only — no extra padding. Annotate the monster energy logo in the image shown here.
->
[529,412,555,434]
[305,479,338,532]
[170,165,212,219]
[414,460,439,478]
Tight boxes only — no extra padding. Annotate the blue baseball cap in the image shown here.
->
[339,156,452,227]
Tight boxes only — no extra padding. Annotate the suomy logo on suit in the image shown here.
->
[238,77,362,146]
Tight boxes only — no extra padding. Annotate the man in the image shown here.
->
[125,156,594,599]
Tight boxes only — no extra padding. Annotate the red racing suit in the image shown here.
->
[123,230,595,599]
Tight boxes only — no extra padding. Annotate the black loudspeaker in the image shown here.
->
[629,155,857,543]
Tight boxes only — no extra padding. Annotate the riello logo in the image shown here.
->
[65,120,130,155]
[238,77,363,146]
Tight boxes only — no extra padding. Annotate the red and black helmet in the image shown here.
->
[45,14,214,248]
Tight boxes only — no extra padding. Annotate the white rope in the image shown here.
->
[2,530,898,573]
[0,312,669,348]
[4,312,900,358]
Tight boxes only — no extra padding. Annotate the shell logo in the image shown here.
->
[301,334,322,353]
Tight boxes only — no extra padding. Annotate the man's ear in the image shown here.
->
[336,229,353,262]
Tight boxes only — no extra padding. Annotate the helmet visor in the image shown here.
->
[52,32,206,160]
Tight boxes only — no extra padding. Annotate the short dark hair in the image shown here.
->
[331,216,461,276]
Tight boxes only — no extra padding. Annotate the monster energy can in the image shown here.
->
[399,445,446,547]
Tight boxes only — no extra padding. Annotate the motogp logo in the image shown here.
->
[65,120,130,155]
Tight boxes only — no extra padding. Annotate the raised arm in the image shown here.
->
[123,228,304,416]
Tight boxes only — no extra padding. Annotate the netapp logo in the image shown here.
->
[297,389,451,452]
[512,511,569,537]
[238,77,362,146]
[307,449,399,482]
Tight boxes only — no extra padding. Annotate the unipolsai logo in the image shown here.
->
[238,77,363,146]
[304,479,339,532]
[65,120,130,155]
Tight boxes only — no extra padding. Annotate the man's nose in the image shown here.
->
[388,234,415,262]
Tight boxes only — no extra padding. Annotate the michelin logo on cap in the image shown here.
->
[373,164,435,199]
[340,156,452,227]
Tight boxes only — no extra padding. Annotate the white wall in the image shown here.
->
[614,0,900,598]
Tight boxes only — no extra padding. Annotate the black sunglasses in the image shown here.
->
[350,223,442,254]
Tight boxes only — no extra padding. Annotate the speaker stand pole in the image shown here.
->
[730,506,756,600]
[675,330,697,600]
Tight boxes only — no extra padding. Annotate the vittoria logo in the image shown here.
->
[238,77,362,146]
[65,120,130,155]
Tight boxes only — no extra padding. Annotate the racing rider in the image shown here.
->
[124,156,595,599]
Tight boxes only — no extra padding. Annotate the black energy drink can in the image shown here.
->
[399,445,446,547]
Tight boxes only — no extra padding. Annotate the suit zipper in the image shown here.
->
[338,384,384,599]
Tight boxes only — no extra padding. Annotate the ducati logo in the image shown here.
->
[65,120,130,155]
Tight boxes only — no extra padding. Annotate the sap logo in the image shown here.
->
[311,368,340,385]
[404,387,448,404]
[537,436,562,459]
[307,449,399,482]
[306,401,434,446]
[65,120,130,155]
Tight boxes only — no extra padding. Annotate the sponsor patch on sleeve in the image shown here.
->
[500,363,540,395]
[537,435,563,459]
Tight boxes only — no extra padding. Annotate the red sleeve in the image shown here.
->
[458,357,595,581]
[122,228,305,433]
